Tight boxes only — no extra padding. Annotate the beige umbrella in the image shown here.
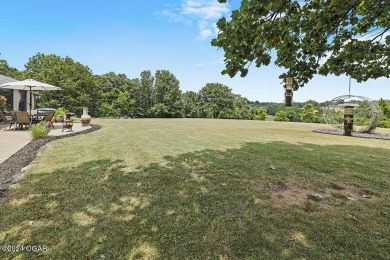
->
[0,79,61,116]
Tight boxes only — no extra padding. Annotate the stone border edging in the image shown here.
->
[313,129,390,140]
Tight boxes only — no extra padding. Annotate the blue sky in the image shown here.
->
[0,0,388,102]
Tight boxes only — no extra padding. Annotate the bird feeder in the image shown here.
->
[341,103,358,136]
[284,76,293,106]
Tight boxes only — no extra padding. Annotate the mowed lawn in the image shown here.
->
[1,119,390,259]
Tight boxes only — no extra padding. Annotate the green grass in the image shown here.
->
[1,119,390,259]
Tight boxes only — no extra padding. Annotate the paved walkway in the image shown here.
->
[0,122,91,164]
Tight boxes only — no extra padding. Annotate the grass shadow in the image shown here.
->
[1,142,390,259]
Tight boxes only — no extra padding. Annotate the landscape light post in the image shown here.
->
[285,75,293,106]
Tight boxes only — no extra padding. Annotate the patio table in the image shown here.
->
[30,114,45,124]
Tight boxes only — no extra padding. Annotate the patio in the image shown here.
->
[0,122,92,164]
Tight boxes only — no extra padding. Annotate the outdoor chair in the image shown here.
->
[0,111,16,130]
[13,111,30,131]
[42,111,55,128]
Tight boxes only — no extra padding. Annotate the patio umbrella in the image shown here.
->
[0,79,61,116]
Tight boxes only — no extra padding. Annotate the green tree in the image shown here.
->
[152,70,183,118]
[114,91,136,116]
[301,102,317,123]
[139,70,155,117]
[250,107,267,120]
[378,98,390,117]
[96,72,135,117]
[354,101,372,126]
[98,102,120,118]
[212,1,390,89]
[234,95,253,119]
[286,106,301,122]
[128,78,148,118]
[275,106,301,122]
[221,95,253,119]
[183,91,199,118]
[0,55,23,110]
[378,98,390,128]
[23,53,99,116]
[198,83,235,119]
[265,103,278,116]
[0,54,20,79]
[274,110,289,121]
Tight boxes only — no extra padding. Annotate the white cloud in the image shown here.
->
[160,0,230,40]
[160,9,191,24]
[182,0,229,20]
[199,29,213,40]
[197,20,214,40]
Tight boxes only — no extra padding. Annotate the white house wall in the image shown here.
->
[12,89,19,111]
[11,89,35,112]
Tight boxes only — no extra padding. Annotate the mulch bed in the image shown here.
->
[0,124,101,200]
[313,129,390,140]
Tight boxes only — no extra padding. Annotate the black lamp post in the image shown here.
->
[285,76,293,106]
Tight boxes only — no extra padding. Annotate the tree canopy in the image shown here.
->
[152,70,183,118]
[24,53,99,116]
[212,0,390,89]
[198,83,235,119]
[0,54,20,79]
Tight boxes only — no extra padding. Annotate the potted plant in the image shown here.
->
[54,107,67,122]
[0,95,7,111]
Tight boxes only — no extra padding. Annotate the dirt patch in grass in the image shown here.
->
[266,181,381,208]
[269,182,313,207]
[213,154,225,160]
[326,182,381,203]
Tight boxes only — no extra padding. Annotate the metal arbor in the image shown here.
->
[323,95,382,133]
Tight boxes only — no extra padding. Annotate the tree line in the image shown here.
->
[264,99,390,128]
[0,53,266,120]
[1,52,389,127]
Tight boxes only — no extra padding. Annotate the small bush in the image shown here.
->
[30,122,51,140]
[54,107,68,118]
[274,110,289,121]
[379,118,390,128]
[70,116,78,122]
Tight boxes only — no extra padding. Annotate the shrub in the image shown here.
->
[379,118,390,128]
[250,107,267,120]
[274,110,289,121]
[301,103,317,123]
[30,122,51,140]
[70,116,78,122]
[54,107,68,118]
